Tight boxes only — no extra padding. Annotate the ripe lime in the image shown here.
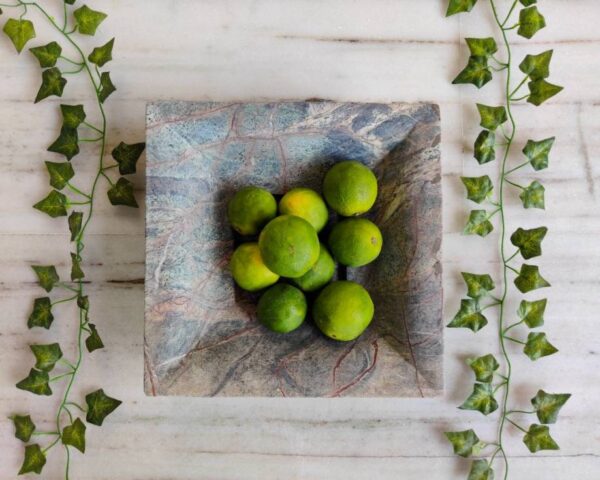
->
[257,283,307,333]
[292,243,335,292]
[322,161,378,216]
[279,188,329,232]
[328,218,382,267]
[229,242,279,292]
[313,281,374,341]
[227,186,277,235]
[258,215,320,278]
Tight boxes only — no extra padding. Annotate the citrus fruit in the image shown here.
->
[313,281,374,341]
[227,186,277,235]
[257,283,307,333]
[229,242,279,292]
[322,161,378,216]
[258,215,320,278]
[328,218,383,267]
[279,188,329,232]
[292,243,335,292]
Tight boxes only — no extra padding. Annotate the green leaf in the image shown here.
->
[520,0,537,6]
[16,369,52,396]
[35,67,67,104]
[48,126,80,160]
[468,354,500,383]
[461,272,495,299]
[77,294,89,311]
[518,6,546,39]
[464,210,494,237]
[86,324,104,352]
[444,429,484,458]
[453,56,492,89]
[474,130,496,164]
[112,141,146,175]
[45,161,74,190]
[477,104,507,131]
[446,0,478,16]
[523,137,555,171]
[531,390,571,424]
[524,332,558,360]
[461,175,494,204]
[447,299,488,332]
[527,79,563,106]
[28,297,54,329]
[465,37,498,57]
[33,190,68,218]
[85,389,122,426]
[459,383,498,415]
[514,264,551,293]
[518,298,547,328]
[62,418,86,453]
[510,226,548,259]
[468,459,494,480]
[107,177,138,207]
[520,180,545,209]
[11,415,36,442]
[18,444,46,475]
[98,71,116,103]
[3,18,36,53]
[29,41,62,68]
[65,0,77,4]
[88,37,114,67]
[61,104,86,129]
[519,50,553,80]
[523,424,559,453]
[71,252,85,281]
[30,343,63,371]
[73,5,107,36]
[69,211,83,241]
[32,265,59,292]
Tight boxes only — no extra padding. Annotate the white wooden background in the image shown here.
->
[1,1,599,478]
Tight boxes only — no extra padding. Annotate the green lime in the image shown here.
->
[328,218,382,267]
[292,243,335,292]
[322,161,378,216]
[230,242,279,292]
[257,283,307,333]
[258,215,320,278]
[279,188,329,232]
[227,186,277,235]
[313,281,374,341]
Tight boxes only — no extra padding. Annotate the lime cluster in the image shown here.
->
[227,161,382,341]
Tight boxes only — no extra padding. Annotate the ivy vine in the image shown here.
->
[2,1,144,477]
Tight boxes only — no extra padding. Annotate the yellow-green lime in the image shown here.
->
[328,218,383,267]
[292,243,335,292]
[227,186,277,235]
[322,161,378,216]
[230,243,279,292]
[258,215,320,278]
[313,281,374,341]
[257,284,307,333]
[279,188,329,232]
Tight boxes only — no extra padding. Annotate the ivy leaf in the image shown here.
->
[474,130,495,164]
[88,37,114,67]
[61,104,86,129]
[519,50,553,80]
[461,176,494,204]
[69,211,83,241]
[112,141,146,175]
[77,294,89,311]
[73,5,107,36]
[3,18,36,53]
[523,137,555,171]
[444,429,484,458]
[467,459,494,480]
[35,67,67,104]
[514,264,551,293]
[468,354,500,383]
[98,71,116,103]
[11,415,36,442]
[447,299,488,332]
[28,297,54,329]
[71,252,85,281]
[518,298,547,328]
[33,190,68,218]
[446,0,478,16]
[461,272,495,299]
[18,444,46,475]
[30,343,63,371]
[520,180,545,209]
[518,6,546,39]
[16,368,52,396]
[528,79,564,107]
[107,177,138,208]
[523,424,559,453]
[45,161,74,190]
[48,126,80,160]
[465,37,498,57]
[65,0,77,4]
[32,265,59,292]
[520,0,537,6]
[86,324,104,352]
[464,210,494,237]
[531,390,571,424]
[459,383,498,415]
[453,56,492,89]
[477,104,507,131]
[29,41,62,68]
[62,418,86,453]
[524,332,558,360]
[510,226,548,259]
[85,389,122,426]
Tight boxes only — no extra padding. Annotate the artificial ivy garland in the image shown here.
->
[2,1,144,476]
[445,1,571,479]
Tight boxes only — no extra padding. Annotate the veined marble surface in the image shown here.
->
[1,1,599,478]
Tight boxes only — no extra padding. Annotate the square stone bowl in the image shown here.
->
[145,101,442,397]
